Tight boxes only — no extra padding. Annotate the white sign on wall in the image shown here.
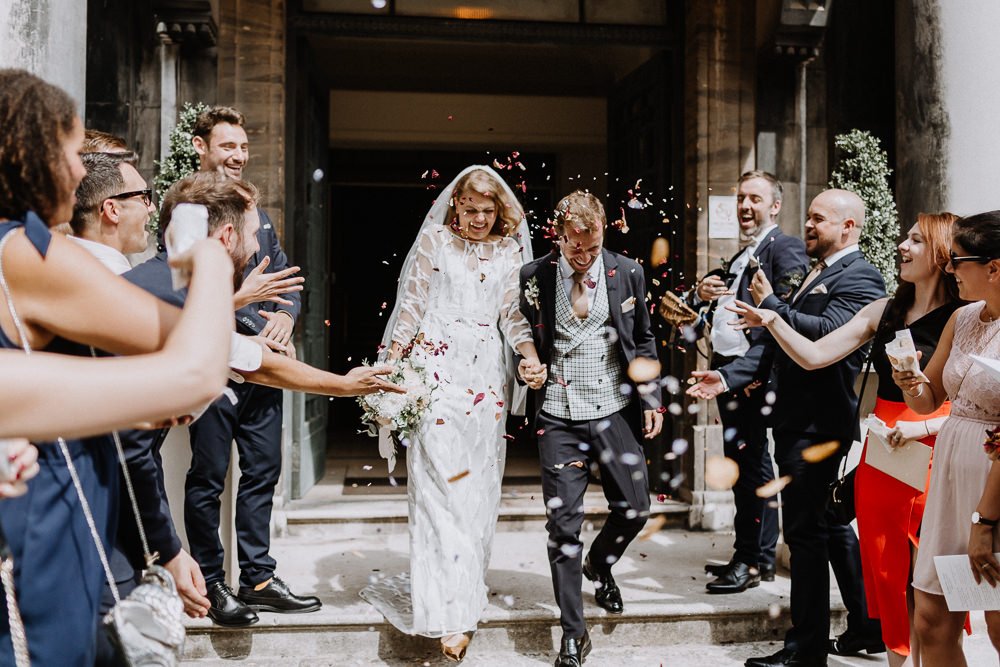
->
[708,195,739,239]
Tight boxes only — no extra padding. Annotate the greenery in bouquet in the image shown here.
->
[358,336,441,452]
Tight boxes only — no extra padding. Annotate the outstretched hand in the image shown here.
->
[725,299,776,330]
[234,255,305,310]
[686,370,726,400]
[342,365,406,396]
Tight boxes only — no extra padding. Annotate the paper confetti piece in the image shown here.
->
[801,441,840,463]
[756,475,793,498]
[448,470,470,483]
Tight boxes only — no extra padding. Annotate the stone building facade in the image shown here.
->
[3,0,997,532]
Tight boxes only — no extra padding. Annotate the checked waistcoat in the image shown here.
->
[543,264,630,421]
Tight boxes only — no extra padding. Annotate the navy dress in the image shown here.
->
[0,215,118,666]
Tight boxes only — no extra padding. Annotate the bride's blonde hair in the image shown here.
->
[446,169,524,237]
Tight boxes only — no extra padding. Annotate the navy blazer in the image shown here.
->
[720,249,886,439]
[692,227,808,351]
[235,209,301,335]
[518,248,661,422]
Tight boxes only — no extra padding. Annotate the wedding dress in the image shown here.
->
[361,170,532,637]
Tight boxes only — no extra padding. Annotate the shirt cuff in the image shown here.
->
[717,371,730,393]
[229,332,264,372]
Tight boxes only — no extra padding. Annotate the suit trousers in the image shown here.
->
[775,431,878,656]
[537,408,650,638]
[185,383,283,588]
[714,376,778,568]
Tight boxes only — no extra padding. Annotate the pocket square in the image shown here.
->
[621,296,636,313]
[809,283,828,295]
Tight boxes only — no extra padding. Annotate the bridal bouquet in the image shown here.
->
[358,341,437,473]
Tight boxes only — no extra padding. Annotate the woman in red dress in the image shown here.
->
[729,212,963,666]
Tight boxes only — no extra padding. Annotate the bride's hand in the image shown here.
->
[725,299,776,329]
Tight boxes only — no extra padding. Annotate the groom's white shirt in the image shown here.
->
[559,253,603,313]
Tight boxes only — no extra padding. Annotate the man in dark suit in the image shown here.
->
[688,170,807,594]
[518,191,663,667]
[689,189,885,666]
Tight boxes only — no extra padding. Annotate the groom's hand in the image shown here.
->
[643,410,663,439]
[518,359,547,390]
[343,365,406,396]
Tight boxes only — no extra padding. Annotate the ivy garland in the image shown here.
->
[151,102,209,231]
[829,129,900,294]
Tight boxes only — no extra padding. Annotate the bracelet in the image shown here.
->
[907,384,925,399]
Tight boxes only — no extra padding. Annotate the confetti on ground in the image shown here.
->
[447,470,470,483]
[801,441,840,462]
[705,456,739,490]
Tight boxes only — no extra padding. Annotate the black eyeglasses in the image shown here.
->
[108,189,153,207]
[949,250,994,269]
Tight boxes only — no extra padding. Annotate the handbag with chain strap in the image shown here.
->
[0,232,185,665]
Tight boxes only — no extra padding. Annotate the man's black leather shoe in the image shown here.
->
[582,556,623,614]
[207,580,259,627]
[744,647,827,666]
[238,576,322,613]
[705,559,735,577]
[829,628,886,655]
[554,630,591,667]
[706,561,761,594]
[760,563,776,582]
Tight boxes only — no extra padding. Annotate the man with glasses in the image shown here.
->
[69,152,154,275]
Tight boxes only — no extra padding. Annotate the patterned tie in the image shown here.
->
[571,271,589,319]
[793,259,827,303]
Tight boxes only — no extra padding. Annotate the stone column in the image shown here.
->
[683,0,757,529]
[0,0,88,113]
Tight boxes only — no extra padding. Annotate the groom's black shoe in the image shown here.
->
[828,628,886,655]
[237,576,322,613]
[582,556,623,614]
[555,630,591,667]
[744,647,827,666]
[207,581,258,627]
[707,559,776,582]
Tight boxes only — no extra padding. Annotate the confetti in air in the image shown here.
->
[756,475,793,498]
[704,456,740,490]
[801,441,840,463]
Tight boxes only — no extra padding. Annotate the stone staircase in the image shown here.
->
[179,488,858,666]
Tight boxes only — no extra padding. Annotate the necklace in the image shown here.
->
[983,304,1000,323]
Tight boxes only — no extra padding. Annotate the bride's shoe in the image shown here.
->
[441,633,471,662]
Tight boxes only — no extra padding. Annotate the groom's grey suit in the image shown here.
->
[519,248,661,638]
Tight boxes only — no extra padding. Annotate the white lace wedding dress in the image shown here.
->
[360,225,532,637]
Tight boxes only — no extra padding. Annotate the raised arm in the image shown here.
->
[0,239,233,440]
[728,297,887,370]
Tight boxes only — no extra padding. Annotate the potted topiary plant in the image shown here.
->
[151,102,209,232]
[829,129,900,294]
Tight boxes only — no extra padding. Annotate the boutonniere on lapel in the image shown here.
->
[775,270,805,301]
[524,276,541,310]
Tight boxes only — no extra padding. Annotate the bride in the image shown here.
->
[361,165,546,661]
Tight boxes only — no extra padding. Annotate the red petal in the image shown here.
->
[473,392,485,406]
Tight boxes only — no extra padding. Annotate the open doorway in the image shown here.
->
[287,20,683,498]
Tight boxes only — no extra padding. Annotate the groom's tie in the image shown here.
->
[571,272,589,319]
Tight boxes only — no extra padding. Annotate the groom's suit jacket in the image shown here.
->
[518,248,661,425]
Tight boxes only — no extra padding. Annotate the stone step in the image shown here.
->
[181,530,850,663]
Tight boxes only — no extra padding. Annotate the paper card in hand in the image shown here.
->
[164,203,209,290]
[863,414,932,491]
[884,328,929,383]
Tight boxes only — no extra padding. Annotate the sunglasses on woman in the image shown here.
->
[949,250,995,269]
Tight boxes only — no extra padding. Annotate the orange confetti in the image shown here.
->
[650,238,669,267]
[638,514,668,541]
[705,456,740,490]
[435,419,445,425]
[627,357,661,383]
[756,475,793,498]
[448,470,470,483]
[801,441,840,463]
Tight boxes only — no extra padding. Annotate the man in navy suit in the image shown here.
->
[690,189,885,666]
[688,171,807,594]
[518,191,663,667]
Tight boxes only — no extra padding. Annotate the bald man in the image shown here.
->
[690,189,886,667]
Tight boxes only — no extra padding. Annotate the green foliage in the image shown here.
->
[151,102,208,230]
[829,129,900,294]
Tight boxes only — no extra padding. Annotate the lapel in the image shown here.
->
[603,249,625,336]
[751,226,781,262]
[537,251,559,347]
[790,250,854,310]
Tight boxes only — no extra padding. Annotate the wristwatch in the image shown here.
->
[972,511,999,527]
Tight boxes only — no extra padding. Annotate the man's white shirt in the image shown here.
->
[559,253,603,313]
[69,235,132,276]
[710,224,777,358]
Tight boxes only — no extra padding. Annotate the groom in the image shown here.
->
[519,191,663,667]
